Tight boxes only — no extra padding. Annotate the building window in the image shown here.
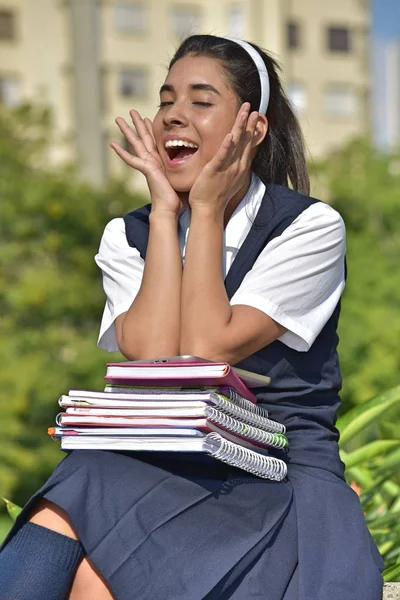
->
[115,3,145,34]
[0,10,15,40]
[287,22,300,50]
[324,84,357,117]
[227,4,245,38]
[118,67,147,99]
[170,6,201,39]
[287,82,307,113]
[327,27,351,52]
[0,76,20,106]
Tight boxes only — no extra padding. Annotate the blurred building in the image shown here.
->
[374,40,400,151]
[0,0,371,188]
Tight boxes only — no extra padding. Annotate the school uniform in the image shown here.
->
[2,176,384,599]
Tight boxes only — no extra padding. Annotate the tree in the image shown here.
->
[1,107,400,509]
[0,104,144,504]
[311,138,400,412]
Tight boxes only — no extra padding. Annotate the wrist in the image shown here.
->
[189,203,225,223]
[149,207,180,224]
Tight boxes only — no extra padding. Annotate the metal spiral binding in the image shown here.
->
[221,388,269,416]
[204,433,287,481]
[205,407,288,450]
[210,393,286,434]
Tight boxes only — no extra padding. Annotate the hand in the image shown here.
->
[188,103,259,214]
[110,110,182,217]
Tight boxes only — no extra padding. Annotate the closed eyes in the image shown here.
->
[158,101,213,108]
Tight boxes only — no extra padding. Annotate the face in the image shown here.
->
[152,54,241,193]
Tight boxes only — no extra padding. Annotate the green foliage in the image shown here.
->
[1,497,22,521]
[338,385,400,580]
[0,516,10,543]
[313,139,400,579]
[0,104,144,506]
[1,108,400,578]
[312,139,400,410]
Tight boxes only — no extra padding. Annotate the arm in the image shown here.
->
[180,207,285,364]
[180,104,285,363]
[115,212,182,360]
[181,202,346,362]
[180,106,345,363]
[110,111,183,360]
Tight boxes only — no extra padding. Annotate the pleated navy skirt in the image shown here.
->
[2,448,383,599]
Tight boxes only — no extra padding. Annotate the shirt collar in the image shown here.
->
[224,174,265,248]
[179,174,265,232]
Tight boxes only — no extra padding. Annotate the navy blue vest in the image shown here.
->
[124,184,345,478]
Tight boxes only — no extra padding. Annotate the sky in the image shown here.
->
[371,0,400,147]
[372,0,400,41]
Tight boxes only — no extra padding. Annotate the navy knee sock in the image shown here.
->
[0,521,85,600]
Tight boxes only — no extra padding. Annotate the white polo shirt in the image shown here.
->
[95,176,346,353]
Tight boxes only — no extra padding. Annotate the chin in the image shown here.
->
[166,173,197,193]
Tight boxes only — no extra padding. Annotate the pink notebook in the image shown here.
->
[104,357,271,404]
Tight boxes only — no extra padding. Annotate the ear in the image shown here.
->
[251,114,268,148]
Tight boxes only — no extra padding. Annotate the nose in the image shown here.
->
[162,102,189,129]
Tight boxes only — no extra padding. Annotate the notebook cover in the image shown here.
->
[53,418,270,452]
[104,361,258,403]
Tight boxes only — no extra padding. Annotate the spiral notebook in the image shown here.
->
[59,390,283,433]
[55,409,288,450]
[67,386,267,414]
[50,431,287,481]
[50,358,287,481]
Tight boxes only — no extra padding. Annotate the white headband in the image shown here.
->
[223,37,270,114]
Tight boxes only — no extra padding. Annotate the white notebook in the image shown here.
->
[54,432,287,481]
[59,391,283,434]
[54,410,288,450]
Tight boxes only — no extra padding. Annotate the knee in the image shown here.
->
[29,498,79,540]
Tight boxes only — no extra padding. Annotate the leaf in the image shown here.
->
[375,448,400,477]
[378,541,395,557]
[383,562,400,582]
[366,511,400,530]
[344,466,375,490]
[338,386,400,447]
[342,440,400,469]
[1,497,22,521]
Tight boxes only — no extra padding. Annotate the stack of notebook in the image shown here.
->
[49,357,288,480]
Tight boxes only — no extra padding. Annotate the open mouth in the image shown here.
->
[165,140,199,164]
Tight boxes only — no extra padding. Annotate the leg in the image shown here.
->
[30,500,115,600]
[30,499,80,539]
[68,557,115,600]
[0,508,83,600]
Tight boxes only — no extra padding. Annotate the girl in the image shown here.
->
[0,35,384,600]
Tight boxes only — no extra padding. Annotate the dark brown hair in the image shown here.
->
[169,35,310,195]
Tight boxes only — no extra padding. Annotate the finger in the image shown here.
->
[203,104,250,173]
[130,110,156,153]
[115,117,146,156]
[205,133,234,172]
[237,105,256,149]
[240,111,260,164]
[211,108,255,173]
[144,118,157,147]
[109,141,144,169]
[230,102,251,148]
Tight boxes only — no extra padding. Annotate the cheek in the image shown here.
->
[199,129,229,163]
[152,113,164,139]
[201,113,237,151]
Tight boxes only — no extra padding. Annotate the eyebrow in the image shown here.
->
[159,83,221,95]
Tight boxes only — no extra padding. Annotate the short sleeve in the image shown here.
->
[94,218,144,352]
[230,203,346,351]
